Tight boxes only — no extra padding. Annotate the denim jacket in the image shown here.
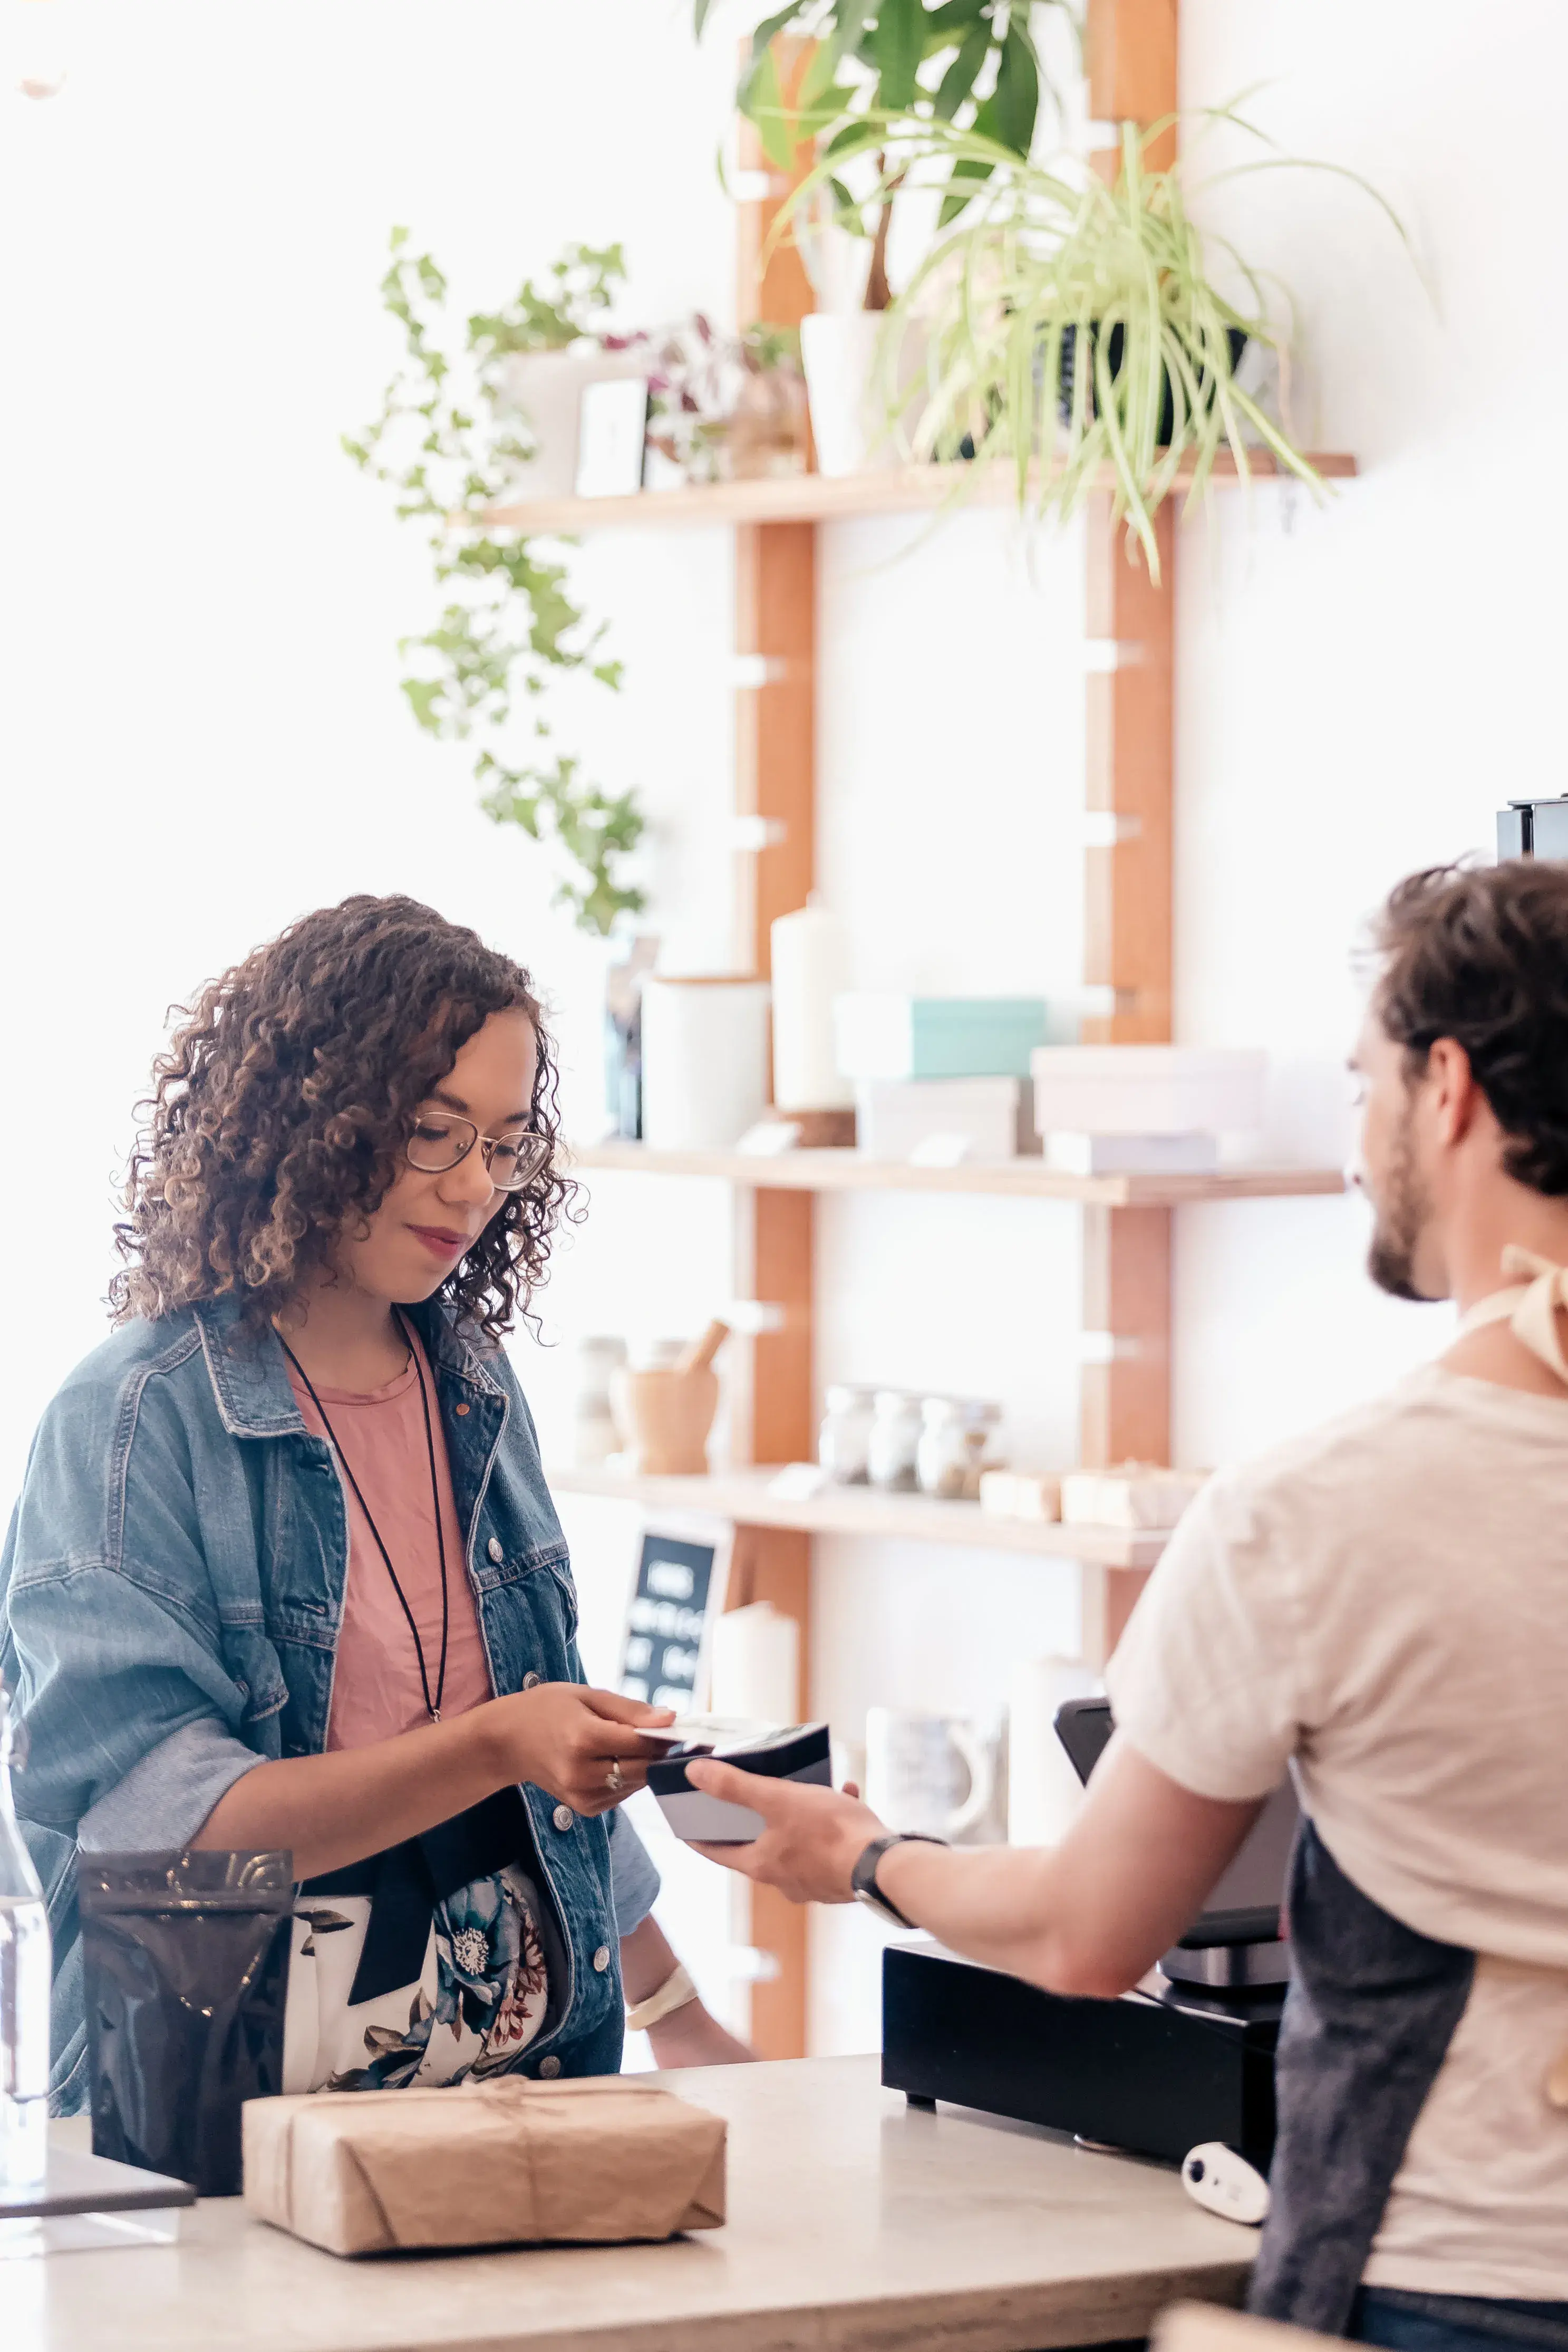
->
[0,1295,656,2110]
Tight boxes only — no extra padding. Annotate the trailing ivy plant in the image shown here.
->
[344,231,646,936]
[696,1,1075,305]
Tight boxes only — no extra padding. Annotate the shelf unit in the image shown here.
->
[567,1139,1346,1209]
[549,1465,1170,1570]
[473,448,1356,539]
[513,4,1354,2057]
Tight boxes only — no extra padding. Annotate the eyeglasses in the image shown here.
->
[405,1110,553,1192]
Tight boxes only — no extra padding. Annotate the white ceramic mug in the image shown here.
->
[864,1708,995,1842]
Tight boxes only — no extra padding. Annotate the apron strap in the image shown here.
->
[1248,1822,1476,2335]
[1453,1246,1568,1384]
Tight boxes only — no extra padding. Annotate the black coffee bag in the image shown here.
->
[79,1849,292,2195]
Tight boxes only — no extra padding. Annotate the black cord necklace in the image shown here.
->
[279,1308,452,1723]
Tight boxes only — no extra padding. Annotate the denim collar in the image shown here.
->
[192,1294,505,1440]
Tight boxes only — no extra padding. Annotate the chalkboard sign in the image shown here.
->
[619,1522,731,1714]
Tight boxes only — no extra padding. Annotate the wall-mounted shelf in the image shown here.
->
[568,1139,1346,1208]
[549,1462,1171,1569]
[473,450,1358,539]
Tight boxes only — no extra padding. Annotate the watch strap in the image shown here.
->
[851,1832,947,1930]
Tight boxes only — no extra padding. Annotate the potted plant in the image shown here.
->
[695,2,1073,474]
[791,107,1409,569]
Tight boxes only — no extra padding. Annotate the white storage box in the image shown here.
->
[1032,1047,1265,1139]
[1042,1132,1218,1177]
[856,1077,1028,1164]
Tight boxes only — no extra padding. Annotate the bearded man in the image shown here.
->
[690,861,1568,2352]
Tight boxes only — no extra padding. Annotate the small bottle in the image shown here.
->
[817,1384,878,1484]
[0,1686,50,2192]
[866,1391,923,1491]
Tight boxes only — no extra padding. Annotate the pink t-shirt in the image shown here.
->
[286,1331,493,1748]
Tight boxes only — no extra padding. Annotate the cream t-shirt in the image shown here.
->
[1105,1363,1568,2301]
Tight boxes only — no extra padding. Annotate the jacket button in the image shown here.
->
[487,1537,504,1565]
[593,1945,610,1972]
[538,2055,562,2079]
[522,1671,541,1691]
[552,1804,574,1833]
[454,1402,470,1417]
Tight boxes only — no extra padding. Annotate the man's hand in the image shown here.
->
[686,1759,884,1903]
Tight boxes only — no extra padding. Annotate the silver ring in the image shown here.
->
[606,1760,625,1795]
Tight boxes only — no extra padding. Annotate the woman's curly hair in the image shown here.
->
[1374,858,1568,1197]
[111,894,576,1342]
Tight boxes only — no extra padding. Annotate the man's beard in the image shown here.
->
[1366,1111,1433,1302]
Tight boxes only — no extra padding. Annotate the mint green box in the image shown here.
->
[833,995,1052,1082]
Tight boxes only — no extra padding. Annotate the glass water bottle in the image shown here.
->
[0,1686,49,2192]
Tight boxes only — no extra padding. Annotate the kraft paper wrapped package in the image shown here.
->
[243,2078,727,2257]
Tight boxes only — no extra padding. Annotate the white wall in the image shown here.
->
[2,1,1552,2051]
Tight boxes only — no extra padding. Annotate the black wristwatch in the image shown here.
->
[851,1832,947,1930]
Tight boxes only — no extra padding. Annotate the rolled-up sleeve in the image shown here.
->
[607,1806,661,1933]
[78,1716,264,1852]
[3,1371,259,1838]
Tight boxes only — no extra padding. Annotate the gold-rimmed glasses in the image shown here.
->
[405,1110,552,1192]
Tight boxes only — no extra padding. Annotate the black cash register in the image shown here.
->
[880,1696,1294,2170]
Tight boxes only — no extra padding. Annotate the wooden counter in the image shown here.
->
[18,2056,1256,2352]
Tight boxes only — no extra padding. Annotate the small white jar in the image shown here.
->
[867,1391,923,1491]
[817,1384,878,1485]
[570,1336,627,1468]
[916,1397,1003,1500]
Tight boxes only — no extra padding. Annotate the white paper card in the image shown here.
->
[575,377,649,498]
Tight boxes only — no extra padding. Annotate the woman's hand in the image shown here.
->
[484,1684,674,1816]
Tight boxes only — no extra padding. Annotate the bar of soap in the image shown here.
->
[1059,1463,1208,1530]
[978,1470,1062,1523]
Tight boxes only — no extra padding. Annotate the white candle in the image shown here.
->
[641,977,771,1150]
[770,901,854,1112]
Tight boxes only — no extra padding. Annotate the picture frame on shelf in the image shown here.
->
[576,375,651,499]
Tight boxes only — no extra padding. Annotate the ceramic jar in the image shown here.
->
[817,1384,878,1485]
[569,1336,627,1468]
[916,1397,1003,1500]
[866,1391,923,1491]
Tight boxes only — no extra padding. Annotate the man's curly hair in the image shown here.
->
[110,894,575,1342]
[1374,858,1568,1197]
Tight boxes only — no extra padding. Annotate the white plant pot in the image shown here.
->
[800,312,902,478]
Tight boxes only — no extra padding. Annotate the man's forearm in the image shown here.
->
[874,1840,1091,1989]
[193,1709,505,1882]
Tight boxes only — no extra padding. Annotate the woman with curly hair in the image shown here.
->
[1,894,748,2106]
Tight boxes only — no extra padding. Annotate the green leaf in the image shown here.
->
[827,0,875,65]
[992,26,1039,156]
[937,153,995,226]
[870,0,923,111]
[933,20,990,121]
[743,44,797,173]
[925,0,989,33]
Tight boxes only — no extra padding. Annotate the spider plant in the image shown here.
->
[781,107,1409,575]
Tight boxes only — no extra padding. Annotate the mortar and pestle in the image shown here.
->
[611,1320,730,1475]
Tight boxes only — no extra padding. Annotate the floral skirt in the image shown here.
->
[283,1863,550,2093]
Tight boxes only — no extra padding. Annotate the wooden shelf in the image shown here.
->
[549,1462,1171,1569]
[472,451,1359,538]
[566,1139,1346,1208]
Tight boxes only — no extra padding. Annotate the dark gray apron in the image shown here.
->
[1248,1819,1476,2333]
